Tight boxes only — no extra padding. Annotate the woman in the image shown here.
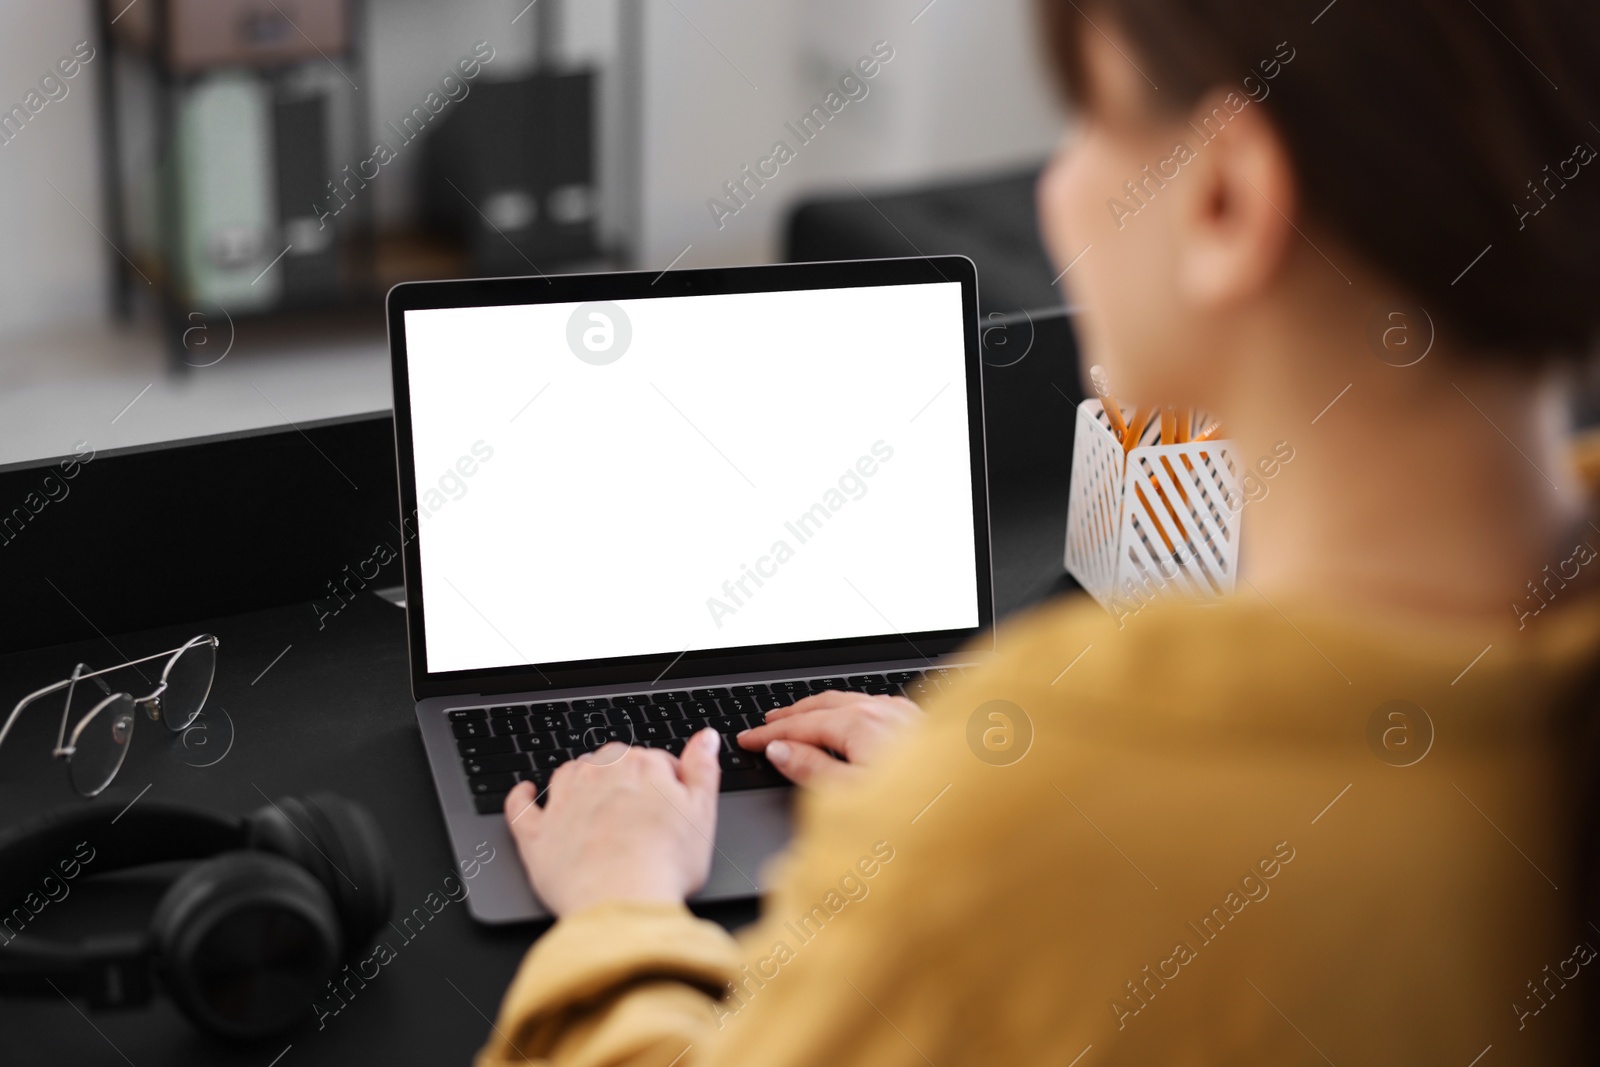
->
[480,1,1600,1062]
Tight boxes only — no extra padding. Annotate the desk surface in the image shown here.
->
[0,483,1075,1066]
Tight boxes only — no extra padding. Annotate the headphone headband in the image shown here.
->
[0,802,246,1003]
[0,801,244,907]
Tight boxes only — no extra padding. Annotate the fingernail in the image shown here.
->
[767,740,790,763]
[699,728,721,749]
[736,728,750,738]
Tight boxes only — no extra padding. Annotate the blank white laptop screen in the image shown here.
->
[403,282,979,675]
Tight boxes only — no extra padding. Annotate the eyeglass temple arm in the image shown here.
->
[0,636,215,757]
[0,671,81,757]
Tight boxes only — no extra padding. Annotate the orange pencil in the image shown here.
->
[1101,395,1129,442]
[1160,406,1176,446]
[1122,406,1155,453]
[1193,419,1225,442]
[1175,407,1192,443]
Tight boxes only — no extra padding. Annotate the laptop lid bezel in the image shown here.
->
[387,255,994,701]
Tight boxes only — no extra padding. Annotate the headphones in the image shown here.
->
[0,794,392,1040]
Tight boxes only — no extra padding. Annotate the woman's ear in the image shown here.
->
[1173,90,1302,310]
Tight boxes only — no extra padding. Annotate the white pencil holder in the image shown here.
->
[1064,399,1245,613]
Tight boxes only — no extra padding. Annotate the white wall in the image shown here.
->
[635,0,1063,269]
[0,0,1063,348]
[0,0,105,347]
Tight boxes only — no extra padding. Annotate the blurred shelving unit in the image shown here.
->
[98,0,377,365]
[96,0,633,367]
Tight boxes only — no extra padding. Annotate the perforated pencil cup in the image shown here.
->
[1064,399,1245,614]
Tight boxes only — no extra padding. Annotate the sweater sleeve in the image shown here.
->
[472,899,740,1067]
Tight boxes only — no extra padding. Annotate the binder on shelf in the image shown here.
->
[421,72,602,276]
[273,89,340,304]
[174,71,280,310]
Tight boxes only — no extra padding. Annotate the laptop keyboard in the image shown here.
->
[448,669,963,814]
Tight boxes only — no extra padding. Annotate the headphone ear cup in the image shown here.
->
[245,795,392,952]
[150,852,341,1040]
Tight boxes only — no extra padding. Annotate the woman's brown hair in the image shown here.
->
[1037,0,1600,358]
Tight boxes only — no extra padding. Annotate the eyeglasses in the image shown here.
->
[0,634,220,797]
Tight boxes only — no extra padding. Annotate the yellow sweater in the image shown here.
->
[477,589,1600,1065]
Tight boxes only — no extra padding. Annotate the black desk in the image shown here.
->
[0,315,1081,1065]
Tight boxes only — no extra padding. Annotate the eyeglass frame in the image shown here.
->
[0,634,221,794]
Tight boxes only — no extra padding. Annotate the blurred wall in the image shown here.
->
[0,1,105,347]
[0,0,1062,346]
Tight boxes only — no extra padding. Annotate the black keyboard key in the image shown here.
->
[691,688,731,701]
[468,772,518,795]
[902,681,935,702]
[730,683,770,696]
[588,725,630,747]
[448,708,488,721]
[652,691,691,704]
[569,727,614,752]
[847,674,887,687]
[809,677,849,691]
[491,716,532,736]
[607,707,647,725]
[887,670,924,684]
[470,766,553,813]
[516,731,562,753]
[682,700,719,717]
[573,698,611,711]
[463,752,532,775]
[612,694,650,706]
[720,749,788,791]
[864,684,899,696]
[529,711,565,731]
[635,722,670,742]
[717,696,758,714]
[532,749,572,770]
[671,719,711,738]
[755,693,797,711]
[489,704,527,717]
[473,792,510,815]
[640,703,682,723]
[662,738,687,756]
[451,720,491,740]
[529,702,570,715]
[458,736,516,757]
[708,715,746,735]
[570,709,610,729]
[769,680,809,693]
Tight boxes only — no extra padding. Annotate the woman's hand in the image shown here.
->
[737,690,921,786]
[504,728,722,918]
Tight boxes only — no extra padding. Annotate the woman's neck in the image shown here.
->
[1213,302,1589,624]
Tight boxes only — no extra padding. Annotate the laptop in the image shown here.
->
[386,256,994,922]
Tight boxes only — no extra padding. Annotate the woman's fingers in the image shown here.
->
[676,728,723,805]
[503,781,542,882]
[504,780,541,833]
[738,706,859,754]
[763,690,922,724]
[762,689,863,722]
[765,739,857,786]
